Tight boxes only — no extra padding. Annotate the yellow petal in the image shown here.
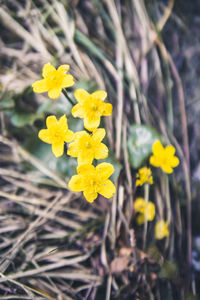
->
[67,142,78,157]
[68,175,84,192]
[78,151,94,165]
[42,63,56,78]
[46,116,57,128]
[92,128,106,142]
[77,164,95,175]
[102,103,112,116]
[74,89,90,104]
[32,79,48,93]
[146,202,155,221]
[62,74,74,88]
[170,156,179,167]
[38,129,51,144]
[74,131,88,140]
[149,177,153,184]
[72,104,84,118]
[165,145,175,156]
[152,140,163,155]
[58,114,67,127]
[94,143,108,159]
[134,198,146,213]
[155,220,169,239]
[48,88,62,99]
[84,116,100,132]
[136,179,142,186]
[161,165,173,174]
[92,90,107,101]
[149,155,161,167]
[83,190,98,203]
[98,180,116,198]
[96,163,114,179]
[64,130,74,143]
[52,142,64,157]
[57,64,70,73]
[136,214,145,225]
[77,155,94,165]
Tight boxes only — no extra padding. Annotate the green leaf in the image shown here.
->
[0,92,15,110]
[159,260,178,280]
[74,79,98,93]
[37,94,72,115]
[11,112,44,127]
[67,115,84,132]
[127,125,160,169]
[25,135,77,178]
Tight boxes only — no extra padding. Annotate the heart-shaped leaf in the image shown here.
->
[127,125,160,169]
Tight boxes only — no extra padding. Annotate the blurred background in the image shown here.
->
[0,0,200,299]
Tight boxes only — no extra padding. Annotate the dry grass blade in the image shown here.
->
[0,192,63,273]
[106,0,141,124]
[0,253,95,283]
[0,135,67,189]
[54,2,88,77]
[0,7,51,59]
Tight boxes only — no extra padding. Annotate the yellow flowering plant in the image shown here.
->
[38,114,74,157]
[155,220,169,239]
[68,163,116,203]
[67,128,108,165]
[150,140,179,174]
[134,198,155,225]
[133,138,179,242]
[136,167,153,186]
[72,89,113,131]
[34,63,115,203]
[34,62,178,244]
[32,62,74,99]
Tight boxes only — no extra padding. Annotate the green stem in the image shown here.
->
[164,174,171,251]
[62,89,75,106]
[143,183,149,250]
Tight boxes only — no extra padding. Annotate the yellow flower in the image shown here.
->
[38,114,74,157]
[72,89,113,131]
[136,167,153,186]
[150,140,179,174]
[155,220,169,239]
[68,163,116,203]
[134,197,146,214]
[32,63,74,99]
[67,128,108,165]
[134,198,155,225]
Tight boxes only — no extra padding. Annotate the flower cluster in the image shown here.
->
[33,63,179,239]
[135,140,179,239]
[136,167,153,186]
[33,63,115,203]
[134,198,155,225]
[155,220,169,239]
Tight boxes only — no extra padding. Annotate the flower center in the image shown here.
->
[91,179,96,186]
[89,177,100,192]
[161,155,168,165]
[85,141,91,148]
[53,129,63,142]
[50,74,61,86]
[54,132,60,137]
[91,103,98,111]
